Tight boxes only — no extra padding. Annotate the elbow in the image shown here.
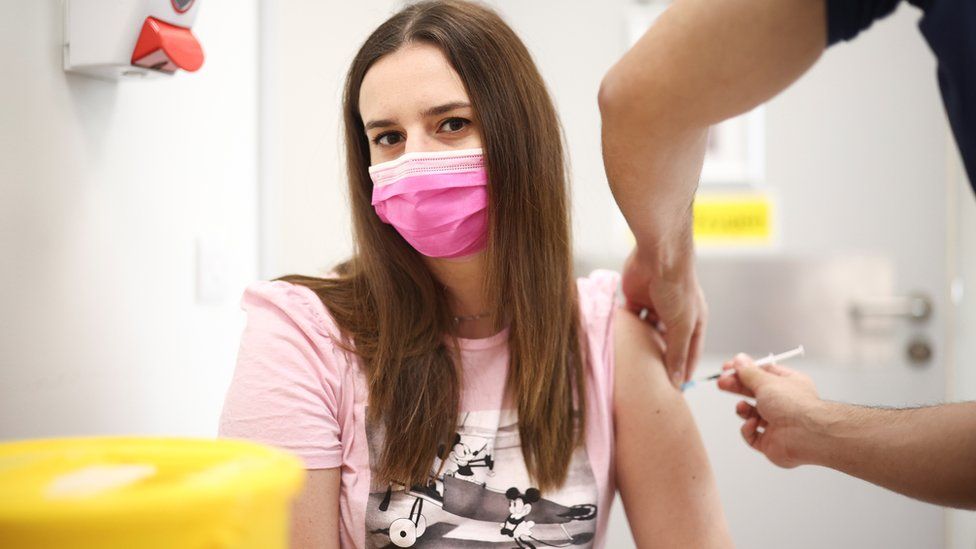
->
[598,62,675,132]
[597,65,632,124]
[597,69,618,119]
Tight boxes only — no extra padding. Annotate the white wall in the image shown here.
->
[0,0,259,439]
[259,0,400,279]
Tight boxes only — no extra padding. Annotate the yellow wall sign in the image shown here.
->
[693,193,775,246]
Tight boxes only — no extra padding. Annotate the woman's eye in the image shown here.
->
[374,132,403,146]
[439,117,470,133]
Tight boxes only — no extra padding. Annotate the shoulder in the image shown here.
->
[240,279,343,343]
[575,270,621,383]
[221,280,351,471]
[232,279,353,407]
[612,307,672,405]
[575,270,621,410]
[576,269,621,335]
[573,270,666,383]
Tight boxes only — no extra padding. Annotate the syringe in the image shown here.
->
[681,345,805,391]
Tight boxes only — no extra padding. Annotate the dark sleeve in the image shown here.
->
[920,0,976,191]
[826,0,904,45]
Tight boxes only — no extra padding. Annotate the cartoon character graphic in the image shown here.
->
[366,409,599,547]
[386,495,428,548]
[501,487,540,548]
[374,477,596,548]
[448,433,495,479]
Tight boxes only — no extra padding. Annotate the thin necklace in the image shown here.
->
[453,311,492,323]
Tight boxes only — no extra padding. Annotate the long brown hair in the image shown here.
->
[278,0,585,492]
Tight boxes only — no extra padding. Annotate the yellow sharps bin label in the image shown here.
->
[693,193,774,246]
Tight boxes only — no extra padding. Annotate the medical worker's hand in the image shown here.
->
[718,354,976,508]
[621,246,707,388]
[717,354,824,468]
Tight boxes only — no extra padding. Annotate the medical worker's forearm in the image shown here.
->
[599,0,827,258]
[806,401,976,510]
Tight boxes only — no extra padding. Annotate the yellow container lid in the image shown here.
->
[0,436,305,549]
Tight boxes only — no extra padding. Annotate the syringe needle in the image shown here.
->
[681,345,805,391]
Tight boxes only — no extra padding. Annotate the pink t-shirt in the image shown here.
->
[218,270,620,548]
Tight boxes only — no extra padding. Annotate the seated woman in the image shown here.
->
[218,1,732,547]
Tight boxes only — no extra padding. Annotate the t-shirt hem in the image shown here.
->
[295,452,343,470]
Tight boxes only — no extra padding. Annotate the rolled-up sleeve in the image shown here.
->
[218,281,346,469]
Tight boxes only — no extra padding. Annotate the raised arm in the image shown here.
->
[598,0,828,386]
[613,308,733,548]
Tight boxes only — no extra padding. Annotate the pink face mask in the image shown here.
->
[369,148,488,259]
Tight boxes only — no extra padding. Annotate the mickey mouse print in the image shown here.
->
[365,409,599,548]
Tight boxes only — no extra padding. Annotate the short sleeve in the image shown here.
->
[218,280,347,470]
[576,269,621,396]
[576,269,621,513]
[826,0,903,45]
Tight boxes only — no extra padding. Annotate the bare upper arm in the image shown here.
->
[291,468,341,549]
[601,0,826,128]
[613,307,733,548]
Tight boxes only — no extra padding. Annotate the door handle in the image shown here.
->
[849,292,933,323]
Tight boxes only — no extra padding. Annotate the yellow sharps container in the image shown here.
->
[0,437,305,549]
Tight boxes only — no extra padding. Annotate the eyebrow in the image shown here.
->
[363,101,472,131]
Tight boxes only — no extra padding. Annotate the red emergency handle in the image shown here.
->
[131,16,204,74]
